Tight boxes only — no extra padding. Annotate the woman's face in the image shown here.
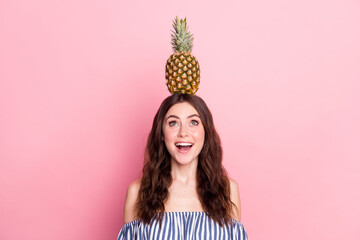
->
[162,102,205,166]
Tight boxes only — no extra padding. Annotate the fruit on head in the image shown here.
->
[165,17,200,94]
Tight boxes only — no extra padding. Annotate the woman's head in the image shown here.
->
[162,101,205,166]
[147,93,221,165]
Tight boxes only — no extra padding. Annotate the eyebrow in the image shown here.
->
[166,114,200,120]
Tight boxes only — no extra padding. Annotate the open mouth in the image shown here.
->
[175,142,194,151]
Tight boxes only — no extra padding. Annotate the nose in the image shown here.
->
[177,124,189,137]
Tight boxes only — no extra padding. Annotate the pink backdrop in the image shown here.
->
[1,0,359,239]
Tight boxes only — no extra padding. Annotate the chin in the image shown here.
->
[172,156,198,165]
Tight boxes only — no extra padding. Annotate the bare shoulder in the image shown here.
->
[229,178,242,221]
[123,178,141,224]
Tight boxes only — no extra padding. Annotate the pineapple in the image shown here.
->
[165,17,200,94]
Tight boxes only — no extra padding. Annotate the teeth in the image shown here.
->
[175,142,193,147]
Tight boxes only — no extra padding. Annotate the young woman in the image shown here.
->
[117,94,248,239]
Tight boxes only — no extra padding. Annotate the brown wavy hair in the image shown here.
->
[135,94,234,226]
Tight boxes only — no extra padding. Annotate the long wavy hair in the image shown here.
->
[135,94,234,226]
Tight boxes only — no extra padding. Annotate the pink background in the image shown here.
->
[1,0,359,239]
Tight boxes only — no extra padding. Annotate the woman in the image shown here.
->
[117,94,248,239]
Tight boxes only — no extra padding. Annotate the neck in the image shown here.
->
[170,158,198,184]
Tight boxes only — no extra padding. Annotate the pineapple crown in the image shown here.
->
[171,17,194,53]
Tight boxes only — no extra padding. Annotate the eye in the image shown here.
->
[169,121,178,126]
[190,120,199,126]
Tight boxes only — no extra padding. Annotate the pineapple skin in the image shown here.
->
[165,51,200,94]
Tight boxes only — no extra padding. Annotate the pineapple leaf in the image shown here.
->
[170,16,193,53]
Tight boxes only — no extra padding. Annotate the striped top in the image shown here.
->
[117,212,248,240]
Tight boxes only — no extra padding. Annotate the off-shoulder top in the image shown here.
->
[117,211,248,239]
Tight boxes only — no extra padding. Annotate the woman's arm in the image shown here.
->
[123,179,141,224]
[229,178,242,221]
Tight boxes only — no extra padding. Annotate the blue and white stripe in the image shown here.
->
[117,212,248,240]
